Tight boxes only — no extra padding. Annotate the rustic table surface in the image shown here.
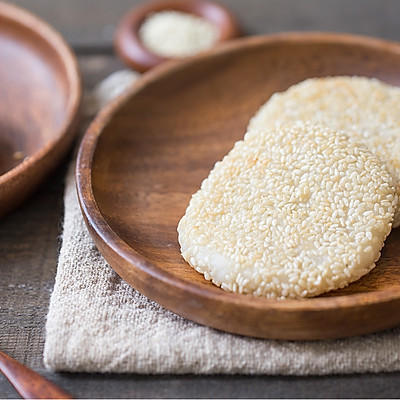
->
[1,0,400,398]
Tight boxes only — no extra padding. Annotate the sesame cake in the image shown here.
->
[177,123,398,299]
[249,76,400,227]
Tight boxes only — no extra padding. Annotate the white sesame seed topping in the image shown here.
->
[249,76,400,226]
[178,122,397,299]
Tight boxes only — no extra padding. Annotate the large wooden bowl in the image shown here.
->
[0,1,81,218]
[77,32,400,340]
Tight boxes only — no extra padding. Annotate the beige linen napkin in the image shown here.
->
[44,70,400,374]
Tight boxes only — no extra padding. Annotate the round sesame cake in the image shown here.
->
[249,76,400,227]
[177,123,398,299]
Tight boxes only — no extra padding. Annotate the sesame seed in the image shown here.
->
[249,76,400,227]
[177,122,398,299]
[139,11,219,58]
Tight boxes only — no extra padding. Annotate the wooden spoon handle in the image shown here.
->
[0,351,72,399]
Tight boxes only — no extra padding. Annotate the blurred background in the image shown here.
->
[8,0,400,89]
[9,0,400,52]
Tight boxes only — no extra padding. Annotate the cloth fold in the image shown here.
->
[44,70,400,374]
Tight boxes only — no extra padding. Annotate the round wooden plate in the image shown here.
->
[0,1,81,218]
[77,32,400,340]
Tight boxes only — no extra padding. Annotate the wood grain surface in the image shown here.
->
[2,1,400,398]
[78,32,400,341]
[0,1,81,218]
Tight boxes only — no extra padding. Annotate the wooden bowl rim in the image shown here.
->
[77,31,400,317]
[114,0,240,72]
[0,1,82,187]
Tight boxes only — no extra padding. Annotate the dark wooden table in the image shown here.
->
[1,1,400,398]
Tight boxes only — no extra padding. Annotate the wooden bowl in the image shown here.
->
[77,32,400,340]
[114,0,240,72]
[0,2,81,218]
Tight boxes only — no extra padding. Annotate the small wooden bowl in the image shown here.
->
[78,32,400,340]
[0,2,81,218]
[114,0,240,72]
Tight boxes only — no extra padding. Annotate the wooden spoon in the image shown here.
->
[0,350,72,399]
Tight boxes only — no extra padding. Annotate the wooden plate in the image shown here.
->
[0,1,81,218]
[77,32,400,340]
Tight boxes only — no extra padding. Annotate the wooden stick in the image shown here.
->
[0,351,73,399]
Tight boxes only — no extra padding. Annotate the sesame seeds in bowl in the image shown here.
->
[114,0,240,72]
[139,10,219,58]
[178,122,398,299]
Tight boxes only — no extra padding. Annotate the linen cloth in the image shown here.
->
[44,70,400,374]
